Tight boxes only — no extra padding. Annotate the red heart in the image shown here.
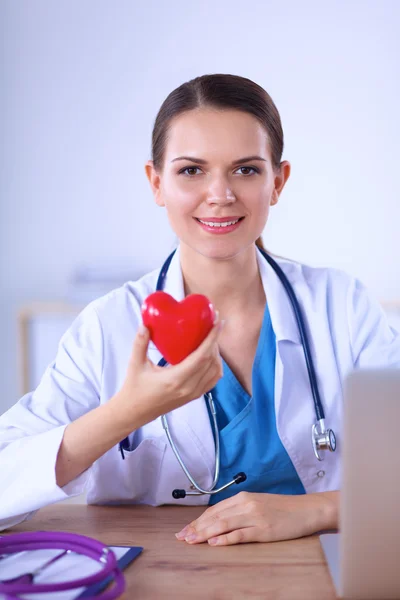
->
[141,291,215,365]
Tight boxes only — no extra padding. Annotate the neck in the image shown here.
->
[179,243,265,315]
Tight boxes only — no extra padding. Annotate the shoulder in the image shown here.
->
[90,266,159,316]
[61,266,160,343]
[271,254,400,366]
[271,253,356,301]
[269,254,380,335]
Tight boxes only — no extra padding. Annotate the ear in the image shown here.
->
[145,160,165,207]
[270,160,291,206]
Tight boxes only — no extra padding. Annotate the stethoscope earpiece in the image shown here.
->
[172,489,187,499]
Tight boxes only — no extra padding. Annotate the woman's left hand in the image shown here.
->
[175,491,338,546]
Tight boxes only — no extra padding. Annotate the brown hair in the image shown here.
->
[151,73,284,252]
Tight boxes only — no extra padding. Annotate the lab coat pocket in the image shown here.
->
[87,437,167,506]
[121,437,167,505]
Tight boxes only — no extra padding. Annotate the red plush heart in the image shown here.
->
[141,291,215,365]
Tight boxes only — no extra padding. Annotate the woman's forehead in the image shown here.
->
[165,109,270,160]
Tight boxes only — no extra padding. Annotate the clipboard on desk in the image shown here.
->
[77,545,143,598]
[0,539,143,599]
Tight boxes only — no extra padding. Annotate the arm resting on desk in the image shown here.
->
[175,490,339,546]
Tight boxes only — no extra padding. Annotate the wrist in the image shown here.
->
[108,389,155,435]
[314,491,339,531]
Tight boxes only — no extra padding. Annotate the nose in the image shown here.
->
[205,175,236,206]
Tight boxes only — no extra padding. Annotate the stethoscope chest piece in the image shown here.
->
[117,247,338,498]
[312,419,336,461]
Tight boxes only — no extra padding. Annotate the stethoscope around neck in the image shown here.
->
[119,246,336,499]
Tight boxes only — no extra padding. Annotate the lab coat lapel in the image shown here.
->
[146,248,314,490]
[257,251,317,489]
[146,247,216,484]
[256,250,301,345]
[256,250,299,437]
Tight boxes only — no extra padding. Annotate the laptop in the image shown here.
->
[320,369,400,599]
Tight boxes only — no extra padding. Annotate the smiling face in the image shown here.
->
[145,107,290,260]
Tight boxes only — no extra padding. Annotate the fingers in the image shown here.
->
[176,506,244,540]
[178,318,224,373]
[183,515,250,543]
[130,324,151,368]
[207,528,255,546]
[165,318,223,401]
[189,353,223,399]
[175,492,260,545]
[166,359,222,408]
[176,511,257,545]
[186,493,244,528]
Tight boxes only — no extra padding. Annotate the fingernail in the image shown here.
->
[213,309,219,325]
[218,319,226,330]
[208,537,219,545]
[138,324,147,337]
[185,534,197,542]
[175,526,190,539]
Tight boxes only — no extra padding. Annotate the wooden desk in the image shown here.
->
[8,504,337,599]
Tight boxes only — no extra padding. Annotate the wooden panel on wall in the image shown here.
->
[17,303,83,396]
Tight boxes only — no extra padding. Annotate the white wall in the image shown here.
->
[1,0,399,414]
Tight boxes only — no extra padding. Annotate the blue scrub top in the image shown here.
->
[208,302,306,505]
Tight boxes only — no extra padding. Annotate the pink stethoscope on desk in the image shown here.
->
[0,531,125,599]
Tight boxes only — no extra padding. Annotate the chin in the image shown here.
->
[184,238,253,262]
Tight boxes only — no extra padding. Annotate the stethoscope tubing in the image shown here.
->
[0,531,125,599]
[118,245,335,489]
[161,392,222,495]
[256,248,325,421]
[156,247,325,421]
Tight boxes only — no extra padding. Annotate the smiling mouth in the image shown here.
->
[195,217,245,228]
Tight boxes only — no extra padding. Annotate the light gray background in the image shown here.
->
[1,0,399,414]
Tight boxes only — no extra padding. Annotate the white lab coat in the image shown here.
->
[1,247,399,531]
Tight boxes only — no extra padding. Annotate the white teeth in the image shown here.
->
[198,219,240,228]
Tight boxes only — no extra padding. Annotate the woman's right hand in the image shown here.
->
[115,317,224,427]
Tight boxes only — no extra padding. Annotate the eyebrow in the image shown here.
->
[171,155,267,165]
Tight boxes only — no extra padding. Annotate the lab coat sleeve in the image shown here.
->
[0,303,104,531]
[346,277,400,368]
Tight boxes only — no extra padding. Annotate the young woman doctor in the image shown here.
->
[1,74,399,546]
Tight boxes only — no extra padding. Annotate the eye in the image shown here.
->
[178,166,202,176]
[235,166,260,176]
[178,165,261,177]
